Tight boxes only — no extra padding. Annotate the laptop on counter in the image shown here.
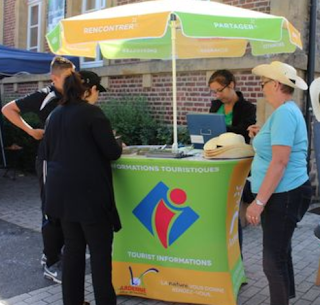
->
[186,113,226,149]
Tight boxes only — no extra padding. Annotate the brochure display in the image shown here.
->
[111,155,252,305]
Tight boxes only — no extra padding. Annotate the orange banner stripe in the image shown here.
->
[62,12,170,44]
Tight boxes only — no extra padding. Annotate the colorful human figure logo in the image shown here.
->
[133,181,199,248]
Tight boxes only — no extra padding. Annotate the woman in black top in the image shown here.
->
[209,69,256,143]
[209,69,256,254]
[44,71,122,305]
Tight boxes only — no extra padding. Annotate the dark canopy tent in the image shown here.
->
[0,44,80,167]
[0,44,79,78]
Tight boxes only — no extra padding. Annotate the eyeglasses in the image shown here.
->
[211,84,229,94]
[261,79,274,89]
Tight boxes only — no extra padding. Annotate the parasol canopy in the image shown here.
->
[46,0,303,150]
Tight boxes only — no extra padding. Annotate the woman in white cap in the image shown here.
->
[246,61,312,305]
[43,71,122,305]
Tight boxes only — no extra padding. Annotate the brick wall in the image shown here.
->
[116,0,271,12]
[239,73,264,101]
[2,70,259,125]
[117,0,145,5]
[102,70,259,125]
[3,0,16,46]
[224,0,270,13]
[2,82,40,104]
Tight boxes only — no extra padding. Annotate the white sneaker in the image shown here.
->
[40,254,47,267]
[43,261,62,284]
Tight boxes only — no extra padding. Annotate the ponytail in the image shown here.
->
[60,72,86,105]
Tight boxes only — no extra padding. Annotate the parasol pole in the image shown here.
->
[170,14,178,153]
[0,95,7,168]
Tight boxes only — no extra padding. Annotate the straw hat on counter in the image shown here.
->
[203,132,254,159]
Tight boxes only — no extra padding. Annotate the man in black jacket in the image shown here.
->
[1,56,75,284]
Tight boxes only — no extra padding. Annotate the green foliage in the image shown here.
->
[1,113,40,172]
[155,125,191,146]
[99,96,190,146]
[1,96,191,171]
[99,96,156,145]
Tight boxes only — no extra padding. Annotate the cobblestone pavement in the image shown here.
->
[0,171,320,305]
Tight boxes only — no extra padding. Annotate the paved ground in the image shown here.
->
[0,219,48,299]
[0,170,320,305]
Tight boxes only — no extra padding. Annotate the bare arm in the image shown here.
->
[247,124,261,138]
[246,145,291,225]
[2,101,44,140]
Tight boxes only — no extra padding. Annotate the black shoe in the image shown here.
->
[314,224,320,240]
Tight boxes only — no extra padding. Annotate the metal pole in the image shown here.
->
[0,96,7,168]
[306,0,317,173]
[170,13,178,153]
[0,128,6,168]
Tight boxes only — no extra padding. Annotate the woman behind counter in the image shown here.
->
[209,69,256,252]
[246,61,312,305]
[43,71,122,305]
[208,69,256,143]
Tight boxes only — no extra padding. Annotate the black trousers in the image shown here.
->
[36,157,64,267]
[61,219,116,305]
[239,180,255,255]
[261,180,312,305]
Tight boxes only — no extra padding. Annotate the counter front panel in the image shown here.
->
[111,156,252,305]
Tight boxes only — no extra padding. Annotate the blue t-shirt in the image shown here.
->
[251,101,308,194]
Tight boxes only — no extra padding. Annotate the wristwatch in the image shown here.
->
[255,198,265,207]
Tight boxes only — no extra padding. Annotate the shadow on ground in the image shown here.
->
[0,219,54,298]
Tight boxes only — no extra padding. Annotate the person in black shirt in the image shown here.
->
[208,69,256,254]
[208,69,256,143]
[1,56,75,284]
[44,71,122,305]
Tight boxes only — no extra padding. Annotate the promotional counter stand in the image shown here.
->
[111,153,252,305]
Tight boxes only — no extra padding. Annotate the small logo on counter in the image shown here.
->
[119,266,159,295]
